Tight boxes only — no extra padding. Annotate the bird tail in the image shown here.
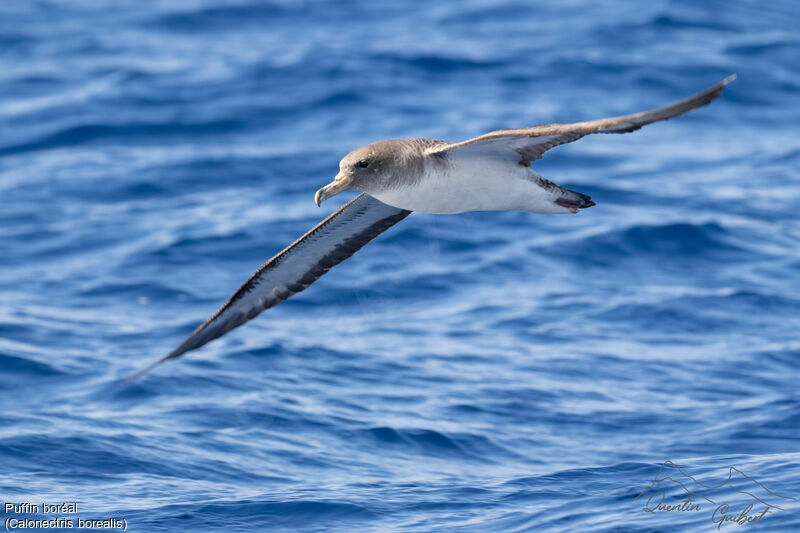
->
[555,187,595,211]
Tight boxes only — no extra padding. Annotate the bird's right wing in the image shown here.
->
[429,75,736,165]
[126,193,411,381]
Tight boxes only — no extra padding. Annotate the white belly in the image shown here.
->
[369,156,571,214]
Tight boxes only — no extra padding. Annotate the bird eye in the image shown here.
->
[357,160,369,169]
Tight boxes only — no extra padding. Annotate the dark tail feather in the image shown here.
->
[556,188,595,210]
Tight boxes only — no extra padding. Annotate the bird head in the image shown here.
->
[315,140,403,206]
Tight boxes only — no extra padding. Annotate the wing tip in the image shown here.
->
[721,73,737,87]
[121,347,185,383]
[695,73,736,103]
[121,358,162,384]
[706,73,736,100]
[698,73,736,108]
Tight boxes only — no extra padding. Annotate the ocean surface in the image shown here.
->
[1,1,799,531]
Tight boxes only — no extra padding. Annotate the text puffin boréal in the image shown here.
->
[4,502,127,530]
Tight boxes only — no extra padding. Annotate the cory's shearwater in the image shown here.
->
[126,75,735,381]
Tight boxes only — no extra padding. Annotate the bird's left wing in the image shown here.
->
[126,193,411,381]
[428,75,735,165]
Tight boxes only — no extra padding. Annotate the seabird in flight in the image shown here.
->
[126,75,735,381]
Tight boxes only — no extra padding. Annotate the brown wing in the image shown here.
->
[126,193,411,381]
[429,74,735,165]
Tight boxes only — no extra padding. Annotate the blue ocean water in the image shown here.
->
[2,0,800,531]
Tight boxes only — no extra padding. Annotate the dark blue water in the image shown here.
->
[2,1,799,531]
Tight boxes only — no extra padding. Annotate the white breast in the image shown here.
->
[370,153,569,214]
